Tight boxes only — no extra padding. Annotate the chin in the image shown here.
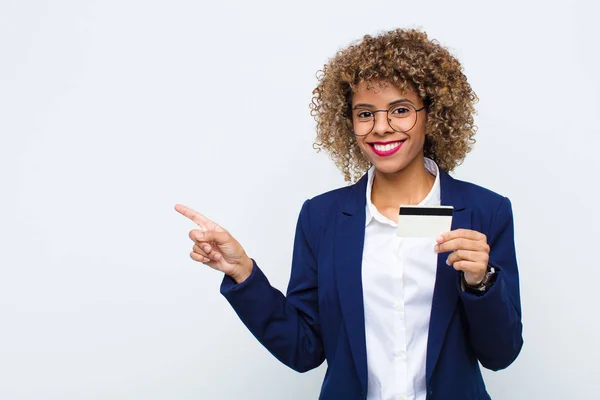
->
[371,158,412,174]
[371,155,416,173]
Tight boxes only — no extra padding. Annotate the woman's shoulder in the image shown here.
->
[309,184,354,206]
[450,175,507,203]
[448,174,514,225]
[294,182,360,233]
[298,184,353,223]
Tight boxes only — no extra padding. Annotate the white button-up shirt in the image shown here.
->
[362,158,441,400]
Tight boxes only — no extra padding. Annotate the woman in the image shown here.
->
[175,28,523,400]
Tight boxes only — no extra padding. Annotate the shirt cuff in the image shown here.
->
[220,258,260,295]
[458,264,503,301]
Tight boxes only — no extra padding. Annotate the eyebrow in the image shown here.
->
[352,98,414,109]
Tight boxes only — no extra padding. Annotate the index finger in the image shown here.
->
[174,204,210,228]
[439,228,486,243]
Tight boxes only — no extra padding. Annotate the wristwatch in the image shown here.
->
[461,265,496,294]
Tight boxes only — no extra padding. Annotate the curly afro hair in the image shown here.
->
[310,28,479,183]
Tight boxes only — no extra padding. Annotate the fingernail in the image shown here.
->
[446,258,450,266]
[436,235,444,243]
[434,244,439,252]
[196,232,204,239]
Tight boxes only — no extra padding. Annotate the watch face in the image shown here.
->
[480,267,497,291]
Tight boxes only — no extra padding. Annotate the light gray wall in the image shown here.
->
[1,0,598,398]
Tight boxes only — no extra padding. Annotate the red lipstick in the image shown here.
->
[369,140,405,157]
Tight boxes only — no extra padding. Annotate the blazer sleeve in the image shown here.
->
[219,199,325,372]
[458,196,524,371]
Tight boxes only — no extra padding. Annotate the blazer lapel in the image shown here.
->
[426,169,472,385]
[334,173,369,394]
[333,168,472,392]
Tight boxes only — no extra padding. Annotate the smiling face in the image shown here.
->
[351,80,428,175]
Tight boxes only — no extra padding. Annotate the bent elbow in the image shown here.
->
[480,336,524,371]
[287,352,325,373]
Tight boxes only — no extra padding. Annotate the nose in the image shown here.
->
[371,110,393,136]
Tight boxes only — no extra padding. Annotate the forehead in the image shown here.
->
[352,80,418,103]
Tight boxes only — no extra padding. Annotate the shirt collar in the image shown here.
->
[365,157,441,227]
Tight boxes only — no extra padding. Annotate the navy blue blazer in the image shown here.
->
[221,168,523,400]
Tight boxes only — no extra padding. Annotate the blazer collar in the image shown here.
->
[334,166,470,393]
[339,164,465,214]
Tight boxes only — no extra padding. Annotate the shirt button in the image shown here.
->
[394,348,405,357]
[399,396,406,400]
[394,302,404,311]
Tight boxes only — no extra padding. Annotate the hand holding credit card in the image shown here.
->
[396,205,454,238]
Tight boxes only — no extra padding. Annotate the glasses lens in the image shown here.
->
[352,108,375,136]
[388,104,417,133]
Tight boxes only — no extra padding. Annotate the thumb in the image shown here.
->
[197,230,231,244]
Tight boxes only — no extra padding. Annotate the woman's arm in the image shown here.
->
[458,196,524,370]
[219,199,325,372]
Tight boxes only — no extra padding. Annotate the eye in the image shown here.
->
[356,110,373,119]
[390,106,411,116]
[391,107,410,115]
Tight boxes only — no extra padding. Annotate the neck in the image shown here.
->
[371,154,435,208]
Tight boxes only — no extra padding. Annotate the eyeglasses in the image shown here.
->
[351,103,426,136]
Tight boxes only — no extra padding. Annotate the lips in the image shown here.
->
[368,139,406,157]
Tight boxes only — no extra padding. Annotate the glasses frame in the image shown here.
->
[350,104,426,136]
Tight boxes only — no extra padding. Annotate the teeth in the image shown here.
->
[374,141,402,152]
